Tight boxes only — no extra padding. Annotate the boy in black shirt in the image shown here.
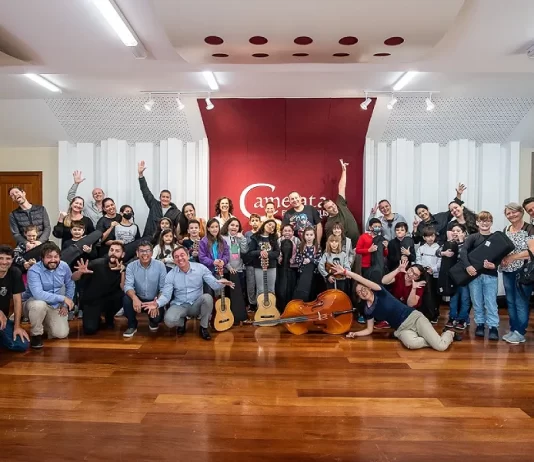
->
[386,222,415,271]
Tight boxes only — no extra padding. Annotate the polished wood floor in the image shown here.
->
[2,309,534,461]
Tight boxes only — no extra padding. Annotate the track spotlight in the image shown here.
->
[205,97,214,110]
[176,96,185,111]
[386,96,397,110]
[144,95,155,111]
[425,94,435,111]
[360,94,371,110]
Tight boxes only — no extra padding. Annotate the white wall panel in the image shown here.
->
[58,138,209,234]
[364,139,522,235]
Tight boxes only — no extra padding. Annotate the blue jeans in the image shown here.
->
[0,320,30,352]
[449,285,471,321]
[468,274,499,328]
[502,270,531,335]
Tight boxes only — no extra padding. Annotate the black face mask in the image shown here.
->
[122,212,133,220]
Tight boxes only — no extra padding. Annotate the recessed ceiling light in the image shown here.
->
[24,74,62,93]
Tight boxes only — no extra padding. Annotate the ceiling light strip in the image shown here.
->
[24,74,62,93]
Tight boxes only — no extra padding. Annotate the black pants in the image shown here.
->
[123,294,164,329]
[82,294,122,335]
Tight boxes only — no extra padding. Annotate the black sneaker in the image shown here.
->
[475,324,485,337]
[430,317,439,325]
[488,327,499,341]
[445,318,455,328]
[30,335,43,349]
[455,320,467,330]
[442,326,462,342]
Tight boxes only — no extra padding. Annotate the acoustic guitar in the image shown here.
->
[254,248,280,324]
[214,266,234,332]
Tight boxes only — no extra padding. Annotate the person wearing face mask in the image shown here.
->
[413,184,465,246]
[112,205,141,264]
[367,200,407,242]
[67,170,105,227]
[356,218,388,284]
[137,161,181,238]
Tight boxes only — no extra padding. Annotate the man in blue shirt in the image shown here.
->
[122,241,167,338]
[143,246,234,340]
[23,242,75,349]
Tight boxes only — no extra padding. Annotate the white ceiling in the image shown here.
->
[0,0,533,145]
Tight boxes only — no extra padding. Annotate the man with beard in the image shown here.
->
[71,242,126,335]
[321,159,361,243]
[0,245,30,351]
[66,170,105,227]
[8,186,51,249]
[122,241,167,338]
[22,242,74,349]
[282,193,322,242]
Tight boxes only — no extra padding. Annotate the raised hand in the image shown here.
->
[339,159,349,171]
[413,216,420,231]
[74,259,93,275]
[73,170,85,185]
[370,203,379,215]
[412,280,426,289]
[58,211,68,222]
[456,183,467,197]
[398,259,408,273]
[138,160,147,177]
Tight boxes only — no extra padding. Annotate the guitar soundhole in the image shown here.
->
[218,318,230,323]
[260,315,276,319]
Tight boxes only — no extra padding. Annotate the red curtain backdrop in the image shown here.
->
[198,98,375,229]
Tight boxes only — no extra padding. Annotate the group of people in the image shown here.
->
[2,159,534,353]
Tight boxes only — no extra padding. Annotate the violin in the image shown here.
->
[253,289,354,335]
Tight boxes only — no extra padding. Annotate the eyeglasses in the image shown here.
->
[138,249,152,254]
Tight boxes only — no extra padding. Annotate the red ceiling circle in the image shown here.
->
[293,53,309,57]
[339,36,359,45]
[294,36,313,45]
[212,53,229,58]
[333,53,350,57]
[249,36,268,45]
[252,53,269,58]
[204,36,224,45]
[384,36,404,46]
[374,52,391,57]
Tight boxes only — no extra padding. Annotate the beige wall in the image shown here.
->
[0,147,59,242]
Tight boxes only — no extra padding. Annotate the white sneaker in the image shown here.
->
[114,308,125,318]
[513,331,526,343]
[504,331,522,344]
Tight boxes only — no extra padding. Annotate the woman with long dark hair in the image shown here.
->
[199,218,230,274]
[177,202,206,240]
[447,201,478,236]
[96,198,122,257]
[213,197,235,227]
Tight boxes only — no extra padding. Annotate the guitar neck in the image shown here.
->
[263,267,268,303]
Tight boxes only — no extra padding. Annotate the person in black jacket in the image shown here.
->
[413,183,466,246]
[137,161,181,238]
[458,211,500,341]
[386,222,415,271]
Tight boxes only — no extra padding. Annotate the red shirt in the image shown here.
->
[355,232,388,268]
[391,272,424,308]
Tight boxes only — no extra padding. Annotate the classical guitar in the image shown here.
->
[254,246,280,324]
[214,266,234,332]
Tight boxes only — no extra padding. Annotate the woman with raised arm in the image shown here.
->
[331,263,458,351]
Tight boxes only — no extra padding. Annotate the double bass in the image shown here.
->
[253,289,354,335]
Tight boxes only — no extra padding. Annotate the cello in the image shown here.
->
[253,289,354,335]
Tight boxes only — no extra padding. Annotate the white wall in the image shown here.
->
[0,147,60,239]
[58,138,209,234]
[364,139,522,233]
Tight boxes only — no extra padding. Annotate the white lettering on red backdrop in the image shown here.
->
[239,183,328,218]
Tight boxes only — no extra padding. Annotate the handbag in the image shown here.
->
[517,248,534,286]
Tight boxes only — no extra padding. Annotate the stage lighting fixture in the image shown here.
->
[360,95,371,110]
[176,97,185,110]
[144,96,155,111]
[425,95,435,111]
[387,96,397,110]
[205,97,214,110]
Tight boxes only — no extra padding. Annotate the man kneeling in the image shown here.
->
[23,242,74,348]
[143,246,234,340]
[71,242,125,335]
[331,263,457,351]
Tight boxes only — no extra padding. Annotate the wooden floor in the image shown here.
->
[2,311,534,461]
